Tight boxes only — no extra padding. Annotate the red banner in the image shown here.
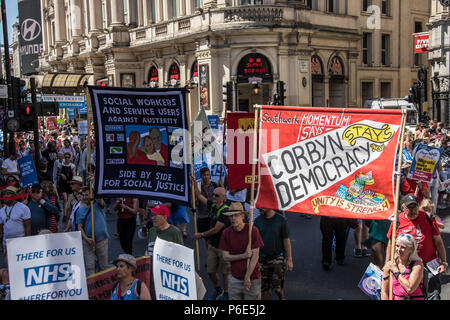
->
[46,117,58,131]
[226,112,259,190]
[255,106,404,220]
[87,256,151,300]
[414,32,429,54]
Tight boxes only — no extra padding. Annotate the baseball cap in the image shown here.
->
[150,205,170,218]
[401,194,418,207]
[114,254,137,270]
[31,184,42,193]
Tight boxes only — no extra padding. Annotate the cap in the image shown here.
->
[31,184,42,193]
[150,205,170,218]
[222,202,248,216]
[402,194,418,207]
[114,254,137,270]
[69,176,83,185]
[3,186,18,195]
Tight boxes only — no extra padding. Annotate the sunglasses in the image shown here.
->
[213,193,221,197]
[406,204,418,210]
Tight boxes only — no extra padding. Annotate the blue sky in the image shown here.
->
[0,0,19,45]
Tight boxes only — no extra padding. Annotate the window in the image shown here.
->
[362,32,372,66]
[414,22,423,66]
[362,0,372,12]
[149,0,156,22]
[172,0,177,18]
[102,0,108,29]
[195,0,202,8]
[241,0,264,4]
[381,0,390,15]
[327,0,339,13]
[307,0,318,10]
[362,82,374,104]
[380,82,391,98]
[381,34,390,66]
[124,0,129,24]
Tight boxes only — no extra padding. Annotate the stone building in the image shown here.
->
[428,0,449,125]
[38,0,431,119]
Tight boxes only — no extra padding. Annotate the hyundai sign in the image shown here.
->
[18,0,44,75]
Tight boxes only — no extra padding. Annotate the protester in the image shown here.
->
[167,202,189,238]
[60,139,76,160]
[0,186,31,255]
[27,184,60,235]
[254,208,293,300]
[80,140,96,184]
[114,197,139,255]
[42,140,58,175]
[37,159,53,184]
[363,219,391,269]
[111,254,151,300]
[76,186,109,276]
[353,219,371,257]
[220,202,264,300]
[196,167,218,240]
[64,176,83,224]
[192,175,231,300]
[145,204,183,257]
[386,194,447,299]
[419,198,444,229]
[41,180,61,233]
[1,152,20,182]
[381,233,425,300]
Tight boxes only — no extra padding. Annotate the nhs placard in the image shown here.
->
[153,237,196,300]
[7,232,88,300]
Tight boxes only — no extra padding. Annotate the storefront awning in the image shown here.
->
[41,73,93,93]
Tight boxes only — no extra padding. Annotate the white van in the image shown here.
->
[363,98,419,132]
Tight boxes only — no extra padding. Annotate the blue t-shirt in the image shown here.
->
[110,279,141,300]
[76,202,109,242]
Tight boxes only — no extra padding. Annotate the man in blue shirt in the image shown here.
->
[76,186,110,276]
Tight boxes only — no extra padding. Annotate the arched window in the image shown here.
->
[191,61,199,85]
[329,56,344,77]
[311,55,324,77]
[148,65,158,87]
[237,53,273,84]
[168,62,180,87]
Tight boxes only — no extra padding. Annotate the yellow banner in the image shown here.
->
[343,124,394,146]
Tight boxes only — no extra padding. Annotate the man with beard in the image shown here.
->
[254,208,293,300]
[0,186,31,256]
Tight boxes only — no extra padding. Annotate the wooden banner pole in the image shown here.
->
[186,86,201,271]
[247,106,260,266]
[85,86,96,252]
[389,110,407,300]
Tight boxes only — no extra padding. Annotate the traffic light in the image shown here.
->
[223,81,233,111]
[11,77,26,111]
[408,85,420,104]
[276,80,286,105]
[19,103,36,132]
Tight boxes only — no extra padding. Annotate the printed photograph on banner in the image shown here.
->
[6,232,88,300]
[255,106,403,220]
[125,125,168,166]
[89,87,190,205]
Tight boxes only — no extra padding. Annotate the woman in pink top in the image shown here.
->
[381,233,425,300]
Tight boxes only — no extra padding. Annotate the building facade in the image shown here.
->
[39,0,431,119]
[428,0,449,125]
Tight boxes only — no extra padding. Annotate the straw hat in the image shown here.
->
[69,176,83,185]
[222,202,248,216]
[2,186,18,195]
[114,254,137,270]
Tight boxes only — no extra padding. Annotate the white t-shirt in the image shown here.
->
[1,158,19,180]
[0,202,31,246]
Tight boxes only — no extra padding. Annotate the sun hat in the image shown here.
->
[222,202,248,216]
[69,176,83,184]
[114,254,137,270]
[150,205,170,218]
[2,186,18,195]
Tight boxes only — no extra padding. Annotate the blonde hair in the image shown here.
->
[419,198,434,213]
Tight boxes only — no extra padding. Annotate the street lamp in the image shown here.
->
[252,84,260,95]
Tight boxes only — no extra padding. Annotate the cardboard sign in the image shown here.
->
[87,256,151,300]
[408,143,442,183]
[153,238,196,300]
[7,232,88,300]
[18,154,39,188]
[255,106,403,220]
[89,86,191,205]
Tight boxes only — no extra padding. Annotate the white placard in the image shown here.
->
[153,237,197,300]
[6,232,88,300]
[78,120,88,137]
[0,84,8,99]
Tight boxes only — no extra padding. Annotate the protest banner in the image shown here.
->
[407,143,443,183]
[78,120,88,137]
[255,106,404,220]
[18,154,39,188]
[191,107,222,181]
[153,237,197,300]
[6,232,88,300]
[226,112,259,190]
[89,87,190,205]
[86,256,151,300]
[46,117,58,131]
[358,263,383,300]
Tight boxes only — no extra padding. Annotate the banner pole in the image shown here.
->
[85,86,96,252]
[186,86,201,271]
[219,110,227,183]
[247,105,260,267]
[389,110,407,300]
